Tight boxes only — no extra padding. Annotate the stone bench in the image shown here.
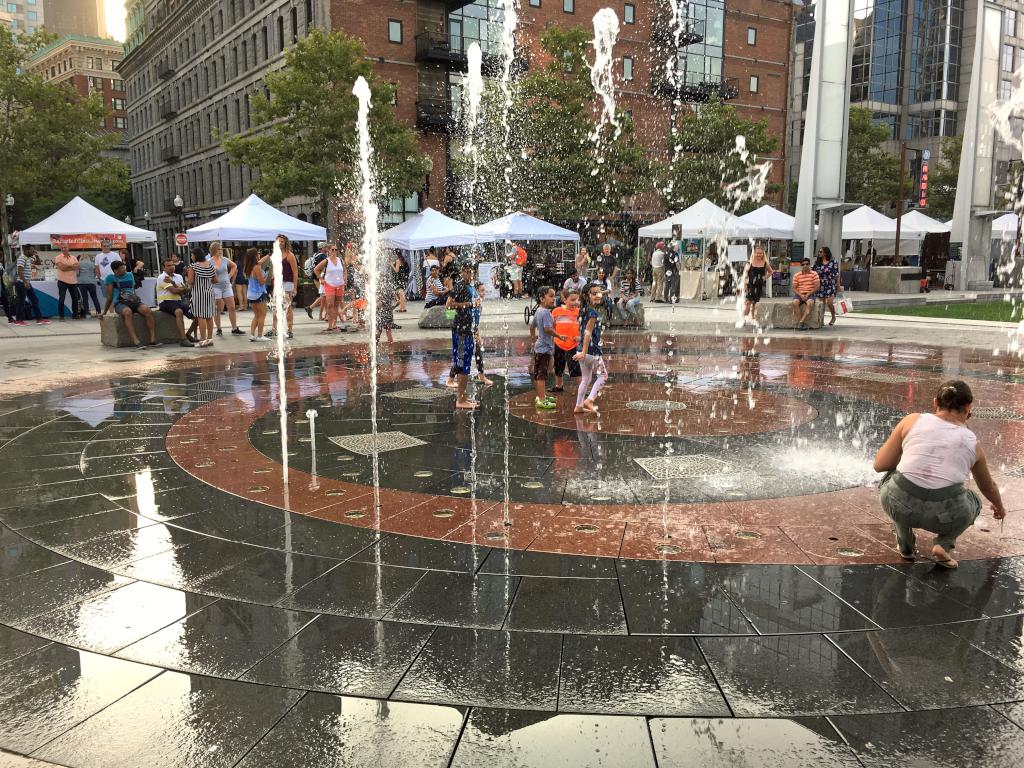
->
[418,304,453,329]
[606,302,646,329]
[100,309,187,347]
[754,298,825,330]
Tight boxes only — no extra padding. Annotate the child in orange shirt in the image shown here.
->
[550,288,582,393]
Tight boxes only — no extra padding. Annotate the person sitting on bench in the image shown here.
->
[101,260,159,348]
[791,258,820,330]
[157,258,197,347]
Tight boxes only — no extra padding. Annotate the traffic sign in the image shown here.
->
[174,233,188,247]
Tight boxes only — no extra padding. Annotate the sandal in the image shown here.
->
[932,545,958,569]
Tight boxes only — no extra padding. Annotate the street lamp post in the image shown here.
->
[172,194,184,263]
[1,193,13,269]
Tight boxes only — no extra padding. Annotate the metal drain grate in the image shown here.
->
[634,454,734,480]
[838,371,910,384]
[971,406,1024,421]
[384,386,455,401]
[328,431,427,456]
[626,400,688,412]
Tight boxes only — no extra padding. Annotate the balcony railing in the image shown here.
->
[651,17,705,49]
[415,33,468,71]
[160,145,180,163]
[416,100,456,133]
[652,74,739,103]
[160,104,178,120]
[157,61,176,79]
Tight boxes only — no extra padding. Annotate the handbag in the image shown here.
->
[837,294,854,315]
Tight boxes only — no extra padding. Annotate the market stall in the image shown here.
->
[380,208,484,298]
[185,194,327,242]
[475,212,580,293]
[18,196,158,315]
[841,206,926,293]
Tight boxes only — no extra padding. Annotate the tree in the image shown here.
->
[844,107,899,211]
[222,29,429,228]
[659,96,779,214]
[0,30,125,256]
[927,134,960,220]
[451,26,648,223]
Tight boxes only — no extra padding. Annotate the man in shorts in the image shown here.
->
[156,258,197,347]
[530,286,558,410]
[791,257,821,330]
[101,260,159,348]
[447,261,478,409]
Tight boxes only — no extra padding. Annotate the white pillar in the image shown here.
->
[952,1,1001,290]
[793,0,855,263]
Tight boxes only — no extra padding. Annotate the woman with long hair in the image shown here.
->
[314,243,346,332]
[268,234,299,339]
[187,245,218,347]
[392,251,409,313]
[244,247,271,341]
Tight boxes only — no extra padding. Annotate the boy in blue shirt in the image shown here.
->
[530,286,558,410]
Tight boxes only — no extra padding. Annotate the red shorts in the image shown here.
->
[323,283,344,298]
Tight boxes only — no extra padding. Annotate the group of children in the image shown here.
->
[529,282,608,414]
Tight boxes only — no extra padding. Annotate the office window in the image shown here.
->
[530,0,540,6]
[1006,9,1017,37]
[747,27,756,45]
[563,0,574,12]
[623,56,633,81]
[624,3,634,24]
[388,19,403,43]
[1003,44,1015,73]
[749,75,759,93]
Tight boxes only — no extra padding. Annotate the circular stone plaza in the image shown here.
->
[0,304,1023,767]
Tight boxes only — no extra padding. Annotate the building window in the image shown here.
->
[290,6,298,42]
[563,0,574,13]
[747,27,756,45]
[749,75,759,93]
[305,0,313,28]
[624,3,634,24]
[530,0,540,6]
[111,59,121,71]
[112,79,124,90]
[26,10,36,20]
[388,19,403,43]
[623,56,633,81]
[6,3,16,12]
[1005,9,1017,37]
[113,117,127,129]
[1001,79,1013,100]
[1003,44,1015,73]
[112,98,125,110]
[277,16,284,50]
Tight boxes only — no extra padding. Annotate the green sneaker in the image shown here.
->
[534,397,557,410]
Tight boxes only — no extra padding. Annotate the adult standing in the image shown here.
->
[244,248,272,341]
[187,248,218,347]
[599,244,620,292]
[507,241,526,298]
[575,246,592,280]
[314,243,346,332]
[94,240,119,282]
[0,260,16,324]
[742,244,774,323]
[650,241,666,302]
[206,241,244,336]
[233,246,249,312]
[422,246,440,297]
[76,251,100,318]
[814,246,840,326]
[268,234,299,339]
[391,252,409,313]
[15,247,47,324]
[874,380,1005,569]
[54,245,81,321]
[440,248,458,291]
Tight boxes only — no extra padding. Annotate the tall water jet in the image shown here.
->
[463,42,485,223]
[497,0,520,211]
[352,75,383,513]
[270,238,290,486]
[590,8,621,146]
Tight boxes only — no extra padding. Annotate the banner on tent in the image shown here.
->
[50,234,127,249]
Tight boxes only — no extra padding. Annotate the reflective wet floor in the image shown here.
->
[1,335,1024,766]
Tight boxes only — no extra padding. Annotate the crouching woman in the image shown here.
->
[873,380,1006,569]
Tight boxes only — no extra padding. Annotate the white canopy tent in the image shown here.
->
[380,207,482,250]
[475,211,579,242]
[637,198,762,240]
[19,196,157,244]
[900,209,950,234]
[185,194,326,242]
[991,212,1018,238]
[737,205,797,239]
[842,205,926,240]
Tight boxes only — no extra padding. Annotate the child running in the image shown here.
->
[551,287,582,393]
[573,282,608,415]
[447,279,493,388]
[530,286,558,410]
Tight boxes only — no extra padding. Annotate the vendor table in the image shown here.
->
[29,278,158,317]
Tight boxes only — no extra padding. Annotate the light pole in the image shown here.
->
[1,193,13,269]
[172,194,184,263]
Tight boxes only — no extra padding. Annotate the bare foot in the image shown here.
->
[932,544,958,569]
[477,375,494,385]
[455,399,479,410]
[445,379,457,388]
[583,399,599,413]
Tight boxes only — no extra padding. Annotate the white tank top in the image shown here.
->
[896,413,977,489]
[323,257,345,288]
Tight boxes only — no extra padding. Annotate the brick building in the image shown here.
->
[25,35,130,165]
[120,0,791,256]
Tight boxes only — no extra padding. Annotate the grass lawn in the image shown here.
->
[856,300,1021,322]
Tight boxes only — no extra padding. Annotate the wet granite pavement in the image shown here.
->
[1,336,1024,766]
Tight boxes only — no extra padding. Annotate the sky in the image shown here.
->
[104,0,126,41]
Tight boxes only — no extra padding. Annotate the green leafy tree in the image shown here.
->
[222,28,429,228]
[0,30,125,253]
[659,96,779,214]
[844,107,900,211]
[926,134,960,220]
[452,26,648,223]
